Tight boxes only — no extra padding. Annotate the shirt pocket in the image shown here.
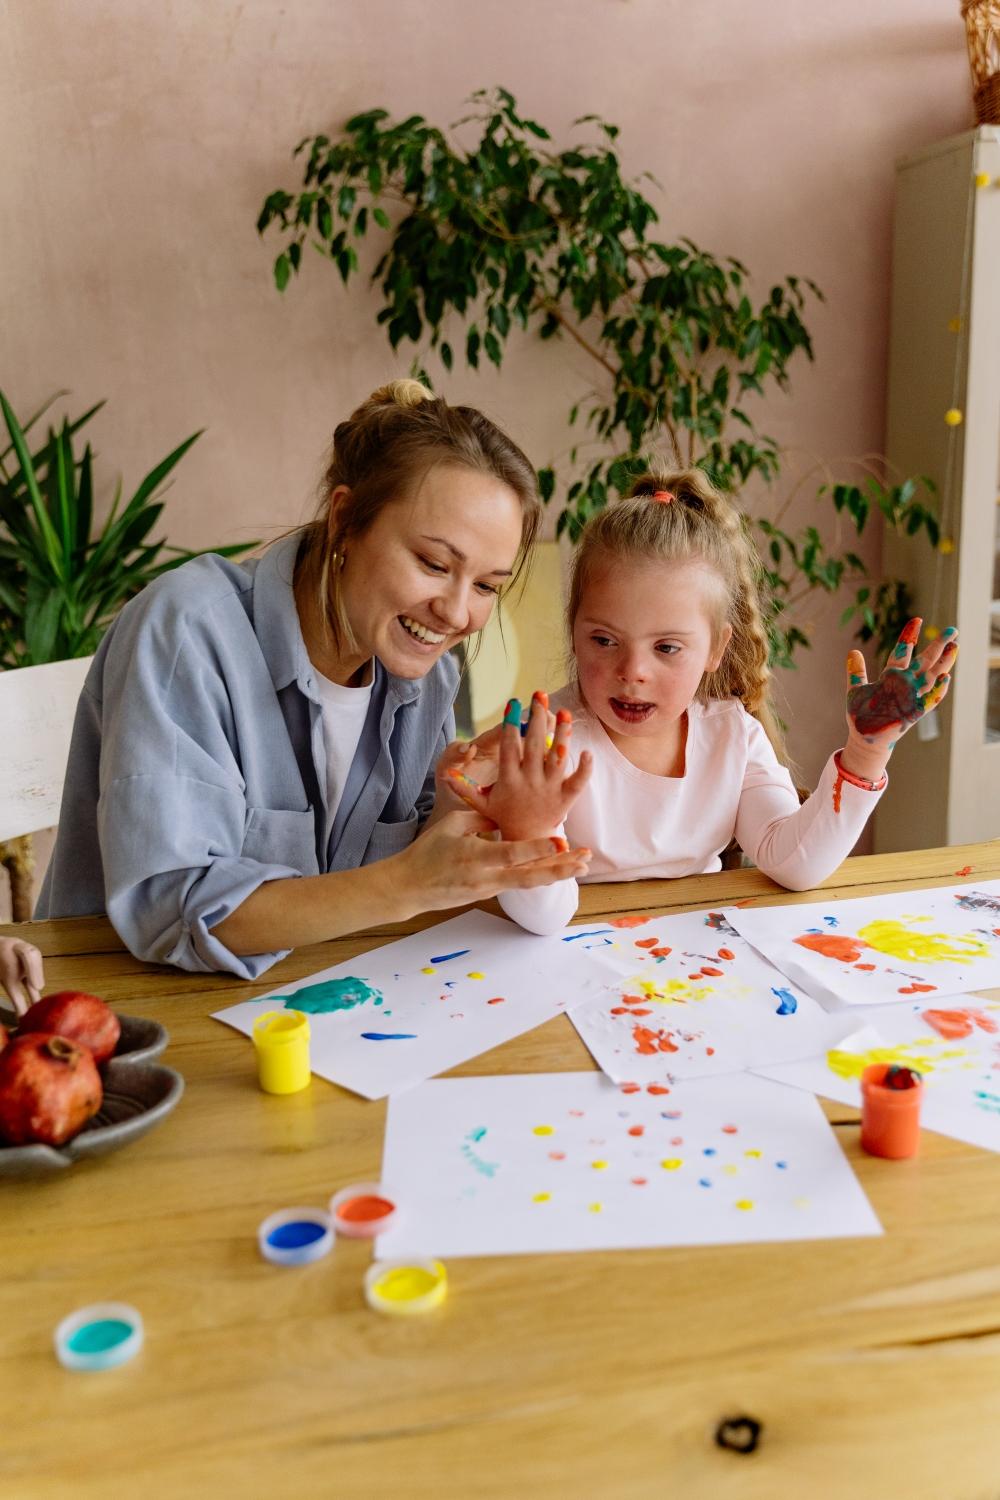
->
[241,806,319,875]
[364,809,421,863]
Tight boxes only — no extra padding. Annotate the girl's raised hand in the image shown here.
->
[0,936,44,1017]
[843,619,958,778]
[450,692,593,842]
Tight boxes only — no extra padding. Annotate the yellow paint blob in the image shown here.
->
[735,1200,754,1211]
[924,625,941,641]
[722,1164,739,1177]
[636,977,714,1006]
[532,1192,551,1204]
[744,1149,763,1159]
[532,1125,554,1136]
[371,1266,441,1303]
[944,408,964,427]
[467,972,485,980]
[857,918,989,966]
[589,1202,603,1213]
[659,1158,683,1170]
[591,1160,608,1170]
[826,1040,965,1080]
[420,967,435,975]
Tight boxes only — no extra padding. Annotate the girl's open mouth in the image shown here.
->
[610,698,655,724]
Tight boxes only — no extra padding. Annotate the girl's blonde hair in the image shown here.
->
[298,378,541,654]
[567,467,788,763]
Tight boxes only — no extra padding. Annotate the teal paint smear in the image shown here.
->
[282,976,382,1014]
[67,1319,133,1355]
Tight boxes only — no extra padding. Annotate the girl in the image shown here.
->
[450,468,957,934]
[37,381,589,977]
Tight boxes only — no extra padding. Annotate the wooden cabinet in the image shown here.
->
[875,126,1000,852]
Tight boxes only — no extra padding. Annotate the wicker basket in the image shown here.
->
[962,0,1000,124]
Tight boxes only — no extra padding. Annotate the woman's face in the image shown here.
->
[337,464,525,680]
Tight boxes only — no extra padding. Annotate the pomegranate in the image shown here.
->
[0,1033,103,1146]
[19,991,120,1065]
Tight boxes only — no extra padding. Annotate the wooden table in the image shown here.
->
[4,842,1000,1499]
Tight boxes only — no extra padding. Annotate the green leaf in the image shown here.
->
[274,252,291,291]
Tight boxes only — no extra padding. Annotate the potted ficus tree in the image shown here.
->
[256,87,940,669]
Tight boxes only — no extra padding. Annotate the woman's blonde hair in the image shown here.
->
[299,379,541,654]
[567,467,788,763]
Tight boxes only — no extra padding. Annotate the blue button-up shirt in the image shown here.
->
[36,534,458,979]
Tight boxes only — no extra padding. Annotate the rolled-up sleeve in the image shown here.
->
[88,577,318,979]
[100,774,307,979]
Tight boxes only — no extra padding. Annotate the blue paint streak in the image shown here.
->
[703,1147,717,1157]
[467,1126,488,1142]
[360,1031,417,1041]
[698,1178,713,1188]
[823,915,839,927]
[772,986,799,1016]
[775,1161,788,1170]
[430,948,471,964]
[563,929,613,943]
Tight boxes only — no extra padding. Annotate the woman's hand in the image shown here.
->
[0,937,44,1017]
[448,692,593,841]
[842,619,957,781]
[393,806,591,911]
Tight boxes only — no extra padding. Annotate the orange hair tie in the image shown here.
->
[651,490,675,504]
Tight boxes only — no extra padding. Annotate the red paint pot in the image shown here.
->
[329,1182,398,1239]
[860,1063,923,1159]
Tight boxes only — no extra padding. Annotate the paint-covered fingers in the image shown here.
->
[545,706,573,774]
[914,625,957,680]
[845,650,868,693]
[919,673,951,714]
[499,698,525,775]
[887,617,922,673]
[0,938,44,1017]
[445,766,493,816]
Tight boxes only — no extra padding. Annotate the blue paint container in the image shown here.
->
[257,1206,334,1266]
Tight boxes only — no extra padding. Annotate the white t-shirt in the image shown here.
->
[315,665,374,833]
[499,686,887,935]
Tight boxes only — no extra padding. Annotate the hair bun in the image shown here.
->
[368,378,432,409]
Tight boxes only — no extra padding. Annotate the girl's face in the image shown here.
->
[573,554,732,750]
[336,464,524,681]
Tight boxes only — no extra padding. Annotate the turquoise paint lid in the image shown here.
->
[54,1302,144,1372]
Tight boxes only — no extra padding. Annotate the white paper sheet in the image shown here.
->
[725,880,1000,1009]
[212,911,614,1099]
[375,1069,882,1257]
[566,908,845,1084]
[753,995,1000,1152]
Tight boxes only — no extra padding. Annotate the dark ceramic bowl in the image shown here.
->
[0,1015,183,1178]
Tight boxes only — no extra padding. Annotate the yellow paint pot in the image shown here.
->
[364,1258,448,1317]
[252,1009,311,1094]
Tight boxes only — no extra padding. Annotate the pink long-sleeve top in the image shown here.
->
[499,688,886,935]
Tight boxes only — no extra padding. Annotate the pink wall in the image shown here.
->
[2,0,973,796]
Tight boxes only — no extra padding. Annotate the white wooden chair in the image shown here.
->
[0,657,93,918]
[0,657,93,841]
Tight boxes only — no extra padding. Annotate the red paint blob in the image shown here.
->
[647,1084,670,1096]
[650,947,672,958]
[620,1083,641,1094]
[627,1125,645,1137]
[631,1177,648,1186]
[632,1024,678,1056]
[700,967,724,977]
[336,1194,395,1224]
[718,948,735,960]
[795,932,866,962]
[548,1150,566,1161]
[635,937,660,949]
[487,996,506,1005]
[610,915,649,928]
[954,866,972,877]
[721,1124,738,1135]
[854,963,877,971]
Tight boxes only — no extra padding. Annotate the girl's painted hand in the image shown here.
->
[396,808,591,909]
[450,692,593,842]
[843,619,957,780]
[0,936,44,1017]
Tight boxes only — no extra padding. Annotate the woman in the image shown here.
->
[37,381,590,977]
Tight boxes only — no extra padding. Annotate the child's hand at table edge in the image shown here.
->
[448,691,593,844]
[0,936,44,1018]
[841,619,958,782]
